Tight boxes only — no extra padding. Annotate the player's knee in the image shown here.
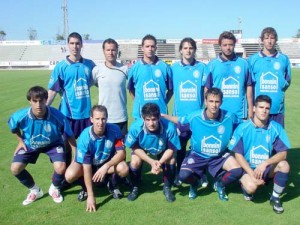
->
[277,160,290,173]
[129,157,142,169]
[10,163,23,176]
[54,162,66,174]
[178,169,193,183]
[116,162,129,177]
[243,181,258,194]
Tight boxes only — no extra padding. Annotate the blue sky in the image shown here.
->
[1,0,299,40]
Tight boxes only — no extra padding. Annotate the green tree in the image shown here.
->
[83,34,91,40]
[0,30,6,40]
[294,29,300,38]
[56,34,65,40]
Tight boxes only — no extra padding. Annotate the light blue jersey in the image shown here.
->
[48,57,95,119]
[178,109,239,159]
[248,51,291,114]
[8,107,73,150]
[125,118,180,156]
[205,54,252,119]
[171,60,207,117]
[229,119,290,169]
[76,124,124,166]
[127,57,173,119]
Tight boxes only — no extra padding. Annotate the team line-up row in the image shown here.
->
[8,27,291,214]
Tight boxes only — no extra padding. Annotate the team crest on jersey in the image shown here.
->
[154,69,162,78]
[234,66,241,74]
[44,124,52,133]
[158,138,164,147]
[56,146,64,153]
[265,134,271,143]
[273,62,281,70]
[193,70,200,78]
[187,157,195,164]
[84,67,90,76]
[105,140,113,149]
[229,136,236,146]
[217,125,225,134]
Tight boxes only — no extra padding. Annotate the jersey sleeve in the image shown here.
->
[125,121,140,148]
[75,131,92,164]
[166,122,181,151]
[272,124,291,153]
[48,63,63,92]
[228,123,244,154]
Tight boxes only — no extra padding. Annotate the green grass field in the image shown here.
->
[0,69,299,225]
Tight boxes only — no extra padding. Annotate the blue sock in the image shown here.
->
[52,172,64,187]
[220,168,243,186]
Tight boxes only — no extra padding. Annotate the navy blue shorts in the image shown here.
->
[13,145,66,164]
[180,151,231,178]
[270,113,284,127]
[67,117,91,139]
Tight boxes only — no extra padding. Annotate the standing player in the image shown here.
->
[127,34,173,119]
[170,37,208,186]
[125,103,180,202]
[162,88,242,201]
[92,38,128,136]
[229,95,290,214]
[47,32,95,166]
[248,27,291,127]
[205,31,253,120]
[65,105,129,212]
[9,86,76,205]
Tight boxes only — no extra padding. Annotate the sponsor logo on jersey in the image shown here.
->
[260,72,278,93]
[250,145,269,167]
[179,80,197,101]
[74,78,90,99]
[143,80,160,100]
[201,135,222,156]
[30,134,51,149]
[221,76,239,97]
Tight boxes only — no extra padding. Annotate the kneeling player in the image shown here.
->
[229,95,290,214]
[9,86,76,205]
[65,105,128,212]
[125,103,180,202]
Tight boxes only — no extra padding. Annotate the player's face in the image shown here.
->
[144,116,160,132]
[90,110,107,136]
[142,40,156,59]
[103,43,118,64]
[205,94,222,119]
[253,101,270,123]
[29,97,47,118]
[180,42,195,62]
[68,37,82,57]
[220,38,235,59]
[262,33,276,52]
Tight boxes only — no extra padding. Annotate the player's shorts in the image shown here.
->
[270,113,284,127]
[67,117,91,139]
[114,121,128,137]
[180,151,231,178]
[12,145,66,164]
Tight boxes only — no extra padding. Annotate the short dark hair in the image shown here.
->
[141,103,160,119]
[218,31,236,45]
[102,38,119,50]
[205,88,223,101]
[68,32,83,44]
[90,105,108,118]
[142,34,157,46]
[179,37,197,51]
[255,95,272,107]
[260,27,278,42]
[26,86,48,101]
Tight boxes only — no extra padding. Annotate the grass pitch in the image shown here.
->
[0,69,299,225]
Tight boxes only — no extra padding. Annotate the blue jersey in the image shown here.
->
[178,109,239,159]
[171,60,207,117]
[205,54,252,119]
[125,118,180,156]
[248,51,291,114]
[48,57,95,119]
[76,124,124,166]
[127,57,173,119]
[8,106,73,150]
[229,119,290,169]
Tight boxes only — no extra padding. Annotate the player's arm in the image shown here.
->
[83,164,96,212]
[13,129,27,153]
[161,114,178,124]
[235,152,255,178]
[133,148,161,174]
[66,135,77,156]
[158,149,174,164]
[46,90,57,106]
[254,151,287,180]
[93,150,126,183]
[246,85,254,119]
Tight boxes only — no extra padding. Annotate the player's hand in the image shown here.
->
[150,160,162,175]
[14,141,27,155]
[253,162,267,180]
[92,164,109,183]
[86,196,96,212]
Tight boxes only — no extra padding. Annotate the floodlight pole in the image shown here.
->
[62,0,69,40]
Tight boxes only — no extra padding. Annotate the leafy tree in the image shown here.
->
[0,30,6,40]
[294,29,300,38]
[83,34,91,40]
[56,34,65,40]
